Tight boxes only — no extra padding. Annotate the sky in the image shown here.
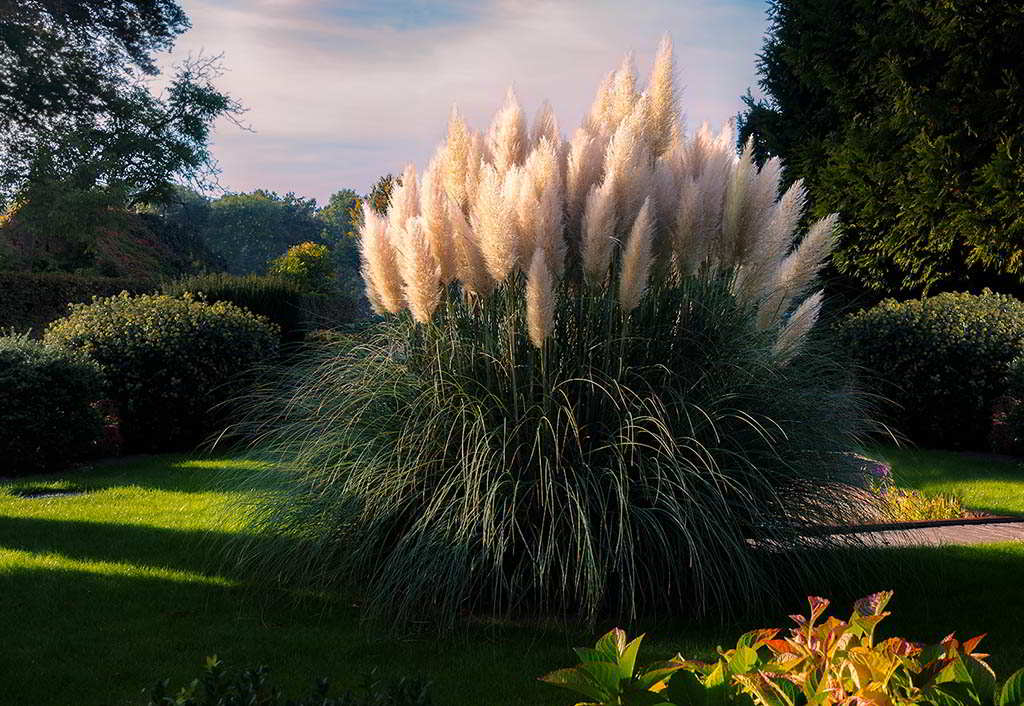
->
[161,0,770,205]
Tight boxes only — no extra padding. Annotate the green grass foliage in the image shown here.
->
[44,293,279,452]
[0,270,152,335]
[838,291,1024,450]
[0,333,104,474]
[230,275,877,631]
[163,272,307,342]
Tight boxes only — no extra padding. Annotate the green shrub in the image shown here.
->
[44,293,279,452]
[146,657,433,706]
[991,355,1024,455]
[0,271,152,335]
[267,241,336,295]
[838,291,1024,450]
[163,273,306,342]
[541,592,1024,706]
[0,332,105,474]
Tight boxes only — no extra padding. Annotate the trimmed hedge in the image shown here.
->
[838,290,1024,450]
[44,293,279,452]
[162,273,306,342]
[0,333,105,474]
[0,271,153,336]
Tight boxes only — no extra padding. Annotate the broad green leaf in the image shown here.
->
[728,645,759,675]
[619,635,645,680]
[581,661,627,697]
[1000,668,1024,706]
[538,667,612,702]
[964,655,996,705]
[576,647,612,665]
[634,661,689,691]
[596,629,628,662]
[854,591,894,618]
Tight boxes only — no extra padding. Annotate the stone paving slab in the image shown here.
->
[838,521,1024,547]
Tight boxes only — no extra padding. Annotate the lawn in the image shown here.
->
[871,444,1024,516]
[3,453,1024,705]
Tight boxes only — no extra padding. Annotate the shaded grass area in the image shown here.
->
[3,455,1024,705]
[870,445,1024,516]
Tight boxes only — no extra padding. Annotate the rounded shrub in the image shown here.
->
[163,273,306,342]
[990,354,1024,455]
[837,290,1024,450]
[44,293,279,452]
[0,332,104,474]
[230,40,878,631]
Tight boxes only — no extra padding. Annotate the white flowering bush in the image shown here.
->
[232,39,879,630]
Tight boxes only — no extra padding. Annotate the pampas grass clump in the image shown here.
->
[230,38,879,631]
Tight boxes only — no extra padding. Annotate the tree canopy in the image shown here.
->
[1,0,242,239]
[738,0,1024,298]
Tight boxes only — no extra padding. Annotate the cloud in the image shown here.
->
[166,0,768,202]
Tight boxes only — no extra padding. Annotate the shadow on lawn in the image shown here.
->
[0,514,251,578]
[2,454,270,496]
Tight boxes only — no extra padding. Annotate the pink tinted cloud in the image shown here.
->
[165,0,768,202]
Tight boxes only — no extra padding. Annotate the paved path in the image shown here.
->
[837,520,1024,547]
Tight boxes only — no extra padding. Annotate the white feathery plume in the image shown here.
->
[388,163,420,233]
[608,52,639,132]
[618,197,655,312]
[774,290,823,361]
[420,156,456,283]
[672,177,702,276]
[585,70,615,135]
[566,127,605,240]
[464,130,487,206]
[603,96,654,232]
[645,35,678,158]
[397,216,441,324]
[447,197,493,296]
[653,147,683,265]
[472,163,520,283]
[757,212,839,327]
[721,137,757,268]
[734,173,805,304]
[487,87,527,174]
[443,105,472,212]
[359,203,405,314]
[530,100,560,148]
[581,178,617,285]
[533,180,566,277]
[523,136,563,200]
[526,247,555,348]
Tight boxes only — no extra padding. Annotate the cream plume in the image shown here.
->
[585,70,614,135]
[618,197,655,312]
[533,180,566,277]
[608,53,638,132]
[388,163,420,233]
[721,137,757,268]
[566,127,604,241]
[447,197,493,296]
[420,156,456,283]
[443,105,471,212]
[487,87,527,174]
[397,216,441,324]
[757,213,838,327]
[530,101,560,148]
[645,35,678,158]
[526,247,555,348]
[472,163,519,283]
[359,203,405,313]
[581,178,617,285]
[774,290,823,361]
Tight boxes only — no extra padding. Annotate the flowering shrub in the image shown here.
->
[232,39,879,630]
[541,592,1024,706]
[45,293,279,452]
